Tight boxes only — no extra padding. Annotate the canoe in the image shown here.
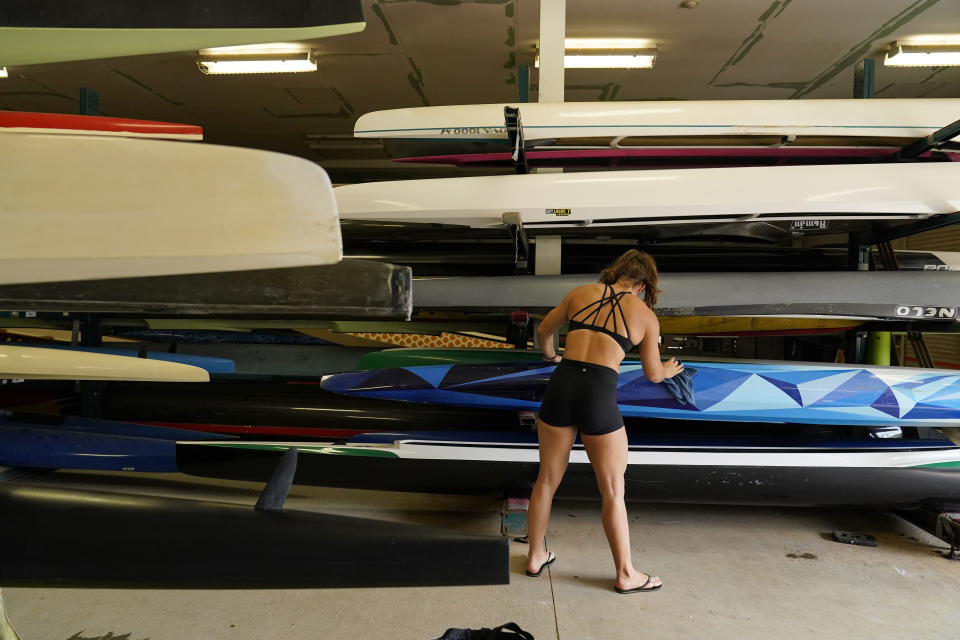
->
[114,329,334,346]
[0,345,209,382]
[102,381,522,432]
[2,133,341,285]
[177,430,960,508]
[321,360,960,428]
[342,242,960,276]
[0,0,364,66]
[29,345,235,374]
[0,412,235,440]
[335,162,960,231]
[393,146,960,169]
[358,348,635,369]
[354,343,863,370]
[0,413,233,471]
[313,319,857,348]
[354,99,960,149]
[412,271,960,321]
[0,112,202,140]
[0,426,178,471]
[0,260,410,319]
[0,328,133,344]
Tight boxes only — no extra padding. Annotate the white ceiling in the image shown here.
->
[4,0,960,181]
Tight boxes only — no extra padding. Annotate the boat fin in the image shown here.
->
[254,447,298,513]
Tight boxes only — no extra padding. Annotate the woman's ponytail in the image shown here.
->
[599,249,661,308]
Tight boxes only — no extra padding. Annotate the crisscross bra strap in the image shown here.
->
[568,285,634,350]
[571,284,611,325]
[607,288,631,339]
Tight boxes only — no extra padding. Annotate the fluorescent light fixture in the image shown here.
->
[535,38,657,69]
[0,67,7,78]
[197,42,316,75]
[564,38,656,49]
[199,58,316,74]
[884,40,960,67]
[562,53,656,69]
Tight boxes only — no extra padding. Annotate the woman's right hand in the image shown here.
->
[662,357,684,379]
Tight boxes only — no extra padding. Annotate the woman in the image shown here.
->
[525,249,683,594]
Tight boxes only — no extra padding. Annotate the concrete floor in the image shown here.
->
[4,471,960,640]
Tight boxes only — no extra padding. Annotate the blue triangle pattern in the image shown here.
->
[893,379,930,390]
[616,367,648,388]
[829,389,888,408]
[412,365,454,389]
[902,403,960,421]
[757,375,804,406]
[870,386,900,418]
[693,371,755,409]
[452,370,551,402]
[692,366,754,391]
[809,369,889,407]
[757,369,852,386]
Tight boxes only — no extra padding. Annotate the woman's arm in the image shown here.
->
[638,314,683,383]
[537,291,574,362]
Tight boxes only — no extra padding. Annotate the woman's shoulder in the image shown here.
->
[560,283,603,315]
[567,282,603,299]
[622,293,656,318]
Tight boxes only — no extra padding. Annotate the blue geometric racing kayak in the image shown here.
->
[321,360,960,427]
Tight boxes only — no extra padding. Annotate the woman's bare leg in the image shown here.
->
[526,419,577,573]
[581,427,661,590]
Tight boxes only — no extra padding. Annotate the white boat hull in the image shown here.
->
[335,162,960,229]
[2,133,342,285]
[355,99,960,144]
[0,345,210,382]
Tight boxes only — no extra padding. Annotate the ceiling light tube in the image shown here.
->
[197,43,317,75]
[535,40,658,69]
[563,38,656,49]
[535,49,657,69]
[884,41,960,67]
[567,50,656,69]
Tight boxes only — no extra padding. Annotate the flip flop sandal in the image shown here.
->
[615,574,662,594]
[525,552,556,577]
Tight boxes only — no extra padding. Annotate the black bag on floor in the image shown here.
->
[432,621,534,640]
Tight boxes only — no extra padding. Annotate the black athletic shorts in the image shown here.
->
[538,358,624,436]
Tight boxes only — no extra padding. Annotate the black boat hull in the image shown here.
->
[0,484,508,588]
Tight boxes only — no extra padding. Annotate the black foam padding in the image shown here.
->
[0,484,509,588]
[0,260,410,320]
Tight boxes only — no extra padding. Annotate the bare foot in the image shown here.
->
[615,570,662,593]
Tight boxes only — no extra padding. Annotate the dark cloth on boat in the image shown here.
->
[661,361,695,405]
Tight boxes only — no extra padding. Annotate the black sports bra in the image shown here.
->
[567,284,638,353]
